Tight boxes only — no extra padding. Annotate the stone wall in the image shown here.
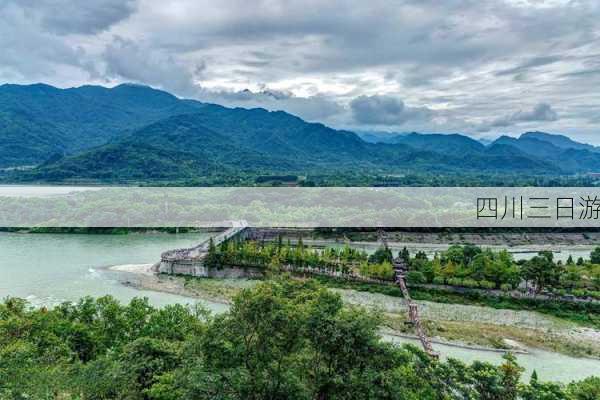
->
[158,259,264,278]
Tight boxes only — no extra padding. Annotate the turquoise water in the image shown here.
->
[0,231,226,311]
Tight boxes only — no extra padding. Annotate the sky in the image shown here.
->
[1,0,599,143]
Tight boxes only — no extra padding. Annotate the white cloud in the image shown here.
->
[2,0,600,141]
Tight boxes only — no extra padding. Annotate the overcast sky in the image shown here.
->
[1,0,599,142]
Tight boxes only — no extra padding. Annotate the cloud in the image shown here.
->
[197,88,345,122]
[9,0,137,35]
[495,55,564,78]
[350,95,433,126]
[486,103,559,130]
[1,0,600,141]
[103,36,200,96]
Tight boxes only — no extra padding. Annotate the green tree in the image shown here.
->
[522,252,563,294]
[368,245,393,264]
[591,247,600,264]
[566,376,600,400]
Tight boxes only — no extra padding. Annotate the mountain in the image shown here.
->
[492,135,562,159]
[521,131,599,152]
[389,132,485,154]
[0,83,201,167]
[22,113,308,182]
[357,132,407,144]
[490,132,600,172]
[179,104,370,164]
[20,111,559,182]
[1,83,597,183]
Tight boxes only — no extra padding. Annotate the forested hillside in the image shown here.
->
[1,83,600,184]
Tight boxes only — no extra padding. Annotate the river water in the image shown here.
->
[0,231,226,312]
[0,232,598,383]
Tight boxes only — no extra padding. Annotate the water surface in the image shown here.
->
[0,231,226,311]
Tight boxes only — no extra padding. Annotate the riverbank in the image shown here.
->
[111,264,600,359]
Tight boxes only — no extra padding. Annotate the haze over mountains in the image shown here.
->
[0,83,598,183]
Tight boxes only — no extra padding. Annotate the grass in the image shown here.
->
[181,276,257,302]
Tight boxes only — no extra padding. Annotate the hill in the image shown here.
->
[491,133,600,173]
[0,83,201,167]
[1,83,597,183]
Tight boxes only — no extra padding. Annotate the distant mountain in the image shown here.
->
[21,113,558,182]
[492,135,563,159]
[28,115,300,182]
[521,131,599,152]
[357,132,407,144]
[491,132,600,172]
[0,83,201,167]
[0,83,596,183]
[389,132,485,154]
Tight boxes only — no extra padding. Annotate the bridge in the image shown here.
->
[379,230,438,358]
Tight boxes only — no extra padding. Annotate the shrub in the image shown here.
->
[500,283,512,292]
[462,278,478,288]
[479,280,496,289]
[447,278,463,287]
[432,276,446,285]
[406,271,426,284]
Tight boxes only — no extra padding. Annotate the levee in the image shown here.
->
[157,220,250,276]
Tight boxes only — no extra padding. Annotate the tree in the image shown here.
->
[566,376,600,400]
[368,245,393,264]
[400,247,410,263]
[204,237,219,267]
[521,252,563,294]
[591,246,600,264]
[566,255,574,265]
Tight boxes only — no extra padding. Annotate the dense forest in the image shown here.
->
[1,279,598,399]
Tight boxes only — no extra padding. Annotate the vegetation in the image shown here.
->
[1,279,598,399]
[5,83,600,185]
[206,239,600,301]
[206,237,369,276]
[313,275,600,328]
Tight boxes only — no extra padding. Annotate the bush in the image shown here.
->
[447,278,463,287]
[462,278,478,288]
[433,276,446,285]
[479,280,496,289]
[500,284,512,292]
[406,271,426,284]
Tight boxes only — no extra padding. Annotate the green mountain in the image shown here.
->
[491,133,600,173]
[17,112,558,183]
[1,83,597,183]
[0,83,200,168]
[388,132,485,153]
[521,131,599,152]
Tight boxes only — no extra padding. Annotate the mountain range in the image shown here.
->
[0,83,598,183]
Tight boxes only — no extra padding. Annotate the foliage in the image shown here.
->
[0,280,595,399]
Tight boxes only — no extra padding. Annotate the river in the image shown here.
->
[0,232,598,383]
[0,231,226,312]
